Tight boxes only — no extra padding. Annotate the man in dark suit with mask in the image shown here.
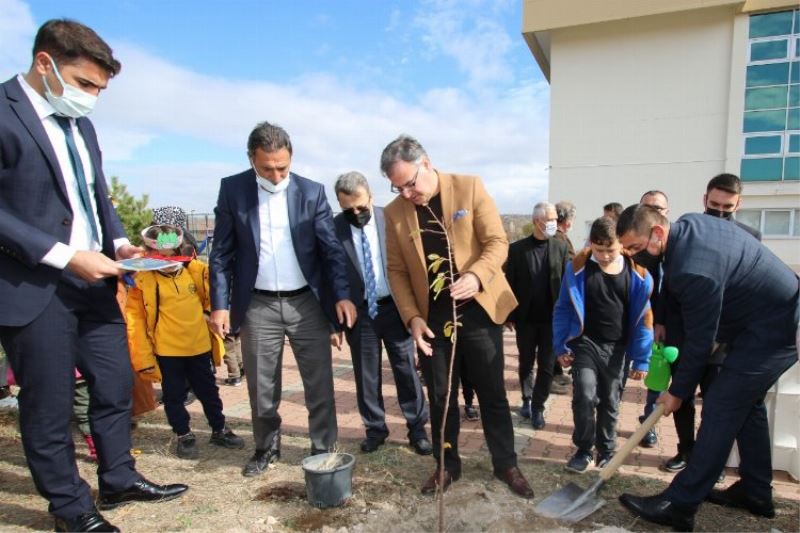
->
[616,205,798,532]
[332,171,431,456]
[0,19,187,532]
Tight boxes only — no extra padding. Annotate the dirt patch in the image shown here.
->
[0,410,797,532]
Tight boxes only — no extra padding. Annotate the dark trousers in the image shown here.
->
[345,301,428,441]
[665,347,796,506]
[515,321,554,410]
[622,356,659,418]
[672,363,720,455]
[569,336,626,454]
[419,319,516,473]
[0,274,138,520]
[461,373,475,406]
[156,353,225,435]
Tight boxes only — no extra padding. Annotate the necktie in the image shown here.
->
[54,116,100,244]
[360,230,379,319]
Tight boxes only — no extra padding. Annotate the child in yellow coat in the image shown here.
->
[126,225,244,459]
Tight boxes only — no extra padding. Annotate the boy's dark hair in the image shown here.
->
[616,204,669,238]
[706,173,742,195]
[33,19,121,76]
[603,202,624,219]
[589,216,618,246]
[247,121,292,157]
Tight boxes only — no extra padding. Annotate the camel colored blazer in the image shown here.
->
[383,171,518,326]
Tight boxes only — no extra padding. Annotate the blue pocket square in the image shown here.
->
[453,209,469,222]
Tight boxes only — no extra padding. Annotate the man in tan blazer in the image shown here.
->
[380,134,533,498]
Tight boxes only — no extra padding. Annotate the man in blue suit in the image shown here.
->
[0,19,187,532]
[209,122,356,477]
[332,171,431,455]
[616,205,799,531]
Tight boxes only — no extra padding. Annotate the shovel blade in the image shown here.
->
[534,482,607,523]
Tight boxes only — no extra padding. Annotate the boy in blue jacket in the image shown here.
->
[554,217,654,472]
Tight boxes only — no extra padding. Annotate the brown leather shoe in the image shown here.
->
[495,466,534,498]
[420,468,461,494]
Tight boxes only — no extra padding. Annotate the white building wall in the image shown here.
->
[547,5,800,263]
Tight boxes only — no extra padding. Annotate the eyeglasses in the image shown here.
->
[390,165,421,194]
[643,203,667,213]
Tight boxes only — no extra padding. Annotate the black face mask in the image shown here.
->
[344,208,371,229]
[705,207,733,220]
[632,230,663,270]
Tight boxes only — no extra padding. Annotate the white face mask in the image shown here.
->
[544,221,558,237]
[42,57,97,118]
[254,166,290,193]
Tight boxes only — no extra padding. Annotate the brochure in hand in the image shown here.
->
[117,258,176,271]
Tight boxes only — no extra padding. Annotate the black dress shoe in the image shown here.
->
[619,492,695,531]
[242,448,280,477]
[706,480,775,518]
[98,478,188,510]
[410,438,433,455]
[360,436,387,453]
[662,452,689,472]
[54,509,119,532]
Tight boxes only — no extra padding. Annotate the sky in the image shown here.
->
[0,0,550,214]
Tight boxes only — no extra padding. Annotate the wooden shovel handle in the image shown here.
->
[599,402,666,481]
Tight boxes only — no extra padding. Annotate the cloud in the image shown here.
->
[0,0,36,80]
[413,0,516,89]
[1,1,550,215]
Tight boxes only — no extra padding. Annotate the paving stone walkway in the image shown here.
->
[190,332,799,501]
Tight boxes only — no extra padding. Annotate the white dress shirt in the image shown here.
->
[350,214,390,299]
[17,75,128,269]
[254,178,308,290]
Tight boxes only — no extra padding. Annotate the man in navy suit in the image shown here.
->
[332,171,431,455]
[616,205,799,531]
[209,122,356,477]
[0,19,187,532]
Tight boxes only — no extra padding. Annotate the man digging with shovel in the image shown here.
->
[615,205,799,531]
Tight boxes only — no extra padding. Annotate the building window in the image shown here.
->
[736,208,800,237]
[742,9,800,182]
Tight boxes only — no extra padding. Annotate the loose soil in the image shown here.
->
[0,410,797,532]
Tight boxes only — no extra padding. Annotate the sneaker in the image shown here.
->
[662,452,689,472]
[638,415,657,448]
[224,377,242,387]
[596,450,615,469]
[210,427,245,449]
[640,429,657,447]
[176,432,199,459]
[464,404,480,421]
[519,398,531,419]
[565,450,592,473]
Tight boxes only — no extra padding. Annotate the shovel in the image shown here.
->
[534,402,666,523]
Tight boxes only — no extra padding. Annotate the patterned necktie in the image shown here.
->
[54,116,100,244]
[360,230,379,319]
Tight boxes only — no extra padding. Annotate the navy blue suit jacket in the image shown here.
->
[663,213,799,399]
[209,170,350,332]
[0,77,126,327]
[333,206,393,306]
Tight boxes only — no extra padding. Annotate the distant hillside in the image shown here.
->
[501,214,532,242]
